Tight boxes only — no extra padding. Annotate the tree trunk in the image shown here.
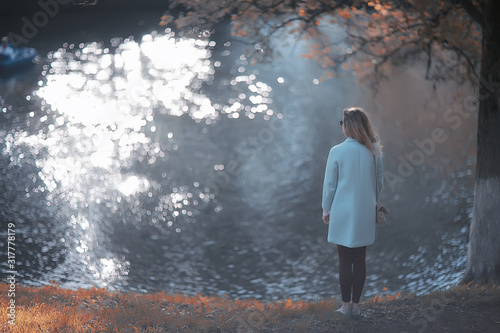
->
[462,0,500,284]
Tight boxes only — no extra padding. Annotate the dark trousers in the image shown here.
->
[337,245,367,303]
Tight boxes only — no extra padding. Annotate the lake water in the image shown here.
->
[0,9,473,301]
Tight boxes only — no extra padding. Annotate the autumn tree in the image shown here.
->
[161,0,499,284]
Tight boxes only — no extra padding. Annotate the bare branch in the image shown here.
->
[443,42,480,79]
[426,41,433,79]
[458,0,484,26]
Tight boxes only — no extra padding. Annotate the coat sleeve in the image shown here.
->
[322,148,338,214]
[376,154,384,200]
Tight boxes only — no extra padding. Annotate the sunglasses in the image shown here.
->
[339,119,343,126]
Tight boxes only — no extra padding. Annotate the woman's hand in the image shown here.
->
[322,214,330,224]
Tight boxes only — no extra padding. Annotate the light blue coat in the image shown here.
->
[322,137,383,248]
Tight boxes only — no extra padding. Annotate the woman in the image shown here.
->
[321,107,383,316]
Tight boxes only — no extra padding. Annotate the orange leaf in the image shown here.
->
[338,10,351,19]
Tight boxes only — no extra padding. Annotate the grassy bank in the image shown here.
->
[1,282,499,332]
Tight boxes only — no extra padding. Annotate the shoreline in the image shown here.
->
[1,282,499,332]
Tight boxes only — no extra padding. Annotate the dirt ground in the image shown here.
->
[1,282,499,332]
[273,286,500,333]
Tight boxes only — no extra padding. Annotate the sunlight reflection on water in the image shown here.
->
[7,28,280,291]
[8,31,232,288]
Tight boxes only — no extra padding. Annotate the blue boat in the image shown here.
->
[0,45,38,71]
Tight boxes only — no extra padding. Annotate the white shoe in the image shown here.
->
[336,302,351,315]
[350,302,361,316]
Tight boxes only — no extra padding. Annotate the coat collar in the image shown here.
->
[345,137,357,142]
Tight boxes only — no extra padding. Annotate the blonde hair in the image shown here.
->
[342,107,383,155]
